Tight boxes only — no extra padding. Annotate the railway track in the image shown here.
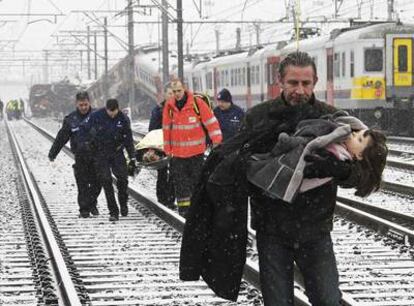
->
[4,119,268,305]
[8,118,414,305]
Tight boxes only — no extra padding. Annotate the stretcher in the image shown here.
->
[135,129,170,170]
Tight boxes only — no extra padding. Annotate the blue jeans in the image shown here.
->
[256,232,341,306]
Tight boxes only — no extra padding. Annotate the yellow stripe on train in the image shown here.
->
[351,76,385,100]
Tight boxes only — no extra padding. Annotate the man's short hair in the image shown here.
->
[278,51,317,80]
[171,79,184,89]
[106,99,119,111]
[76,91,90,101]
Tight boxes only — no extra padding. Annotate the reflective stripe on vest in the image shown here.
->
[170,137,205,147]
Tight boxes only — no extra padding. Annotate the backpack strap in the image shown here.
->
[193,96,200,117]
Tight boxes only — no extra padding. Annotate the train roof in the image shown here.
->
[333,22,414,43]
[135,49,178,74]
[283,35,331,53]
[282,22,414,52]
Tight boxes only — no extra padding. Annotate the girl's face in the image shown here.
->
[344,130,372,160]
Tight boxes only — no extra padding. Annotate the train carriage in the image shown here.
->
[282,22,414,134]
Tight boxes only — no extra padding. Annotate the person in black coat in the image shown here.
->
[148,85,175,209]
[213,88,245,142]
[48,91,101,218]
[180,51,365,305]
[82,99,136,221]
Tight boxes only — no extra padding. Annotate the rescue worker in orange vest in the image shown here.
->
[162,79,222,217]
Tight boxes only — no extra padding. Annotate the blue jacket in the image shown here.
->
[148,101,165,131]
[82,108,135,159]
[48,108,94,159]
[213,104,245,141]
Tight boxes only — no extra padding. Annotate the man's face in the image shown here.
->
[164,88,174,101]
[280,65,317,106]
[217,100,231,111]
[106,108,119,118]
[76,99,91,115]
[344,129,372,160]
[172,82,185,100]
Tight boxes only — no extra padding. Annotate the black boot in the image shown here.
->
[120,205,128,217]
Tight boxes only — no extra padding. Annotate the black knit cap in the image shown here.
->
[217,88,232,103]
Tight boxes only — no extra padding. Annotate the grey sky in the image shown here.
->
[0,0,413,90]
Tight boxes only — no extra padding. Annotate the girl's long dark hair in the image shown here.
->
[355,129,388,197]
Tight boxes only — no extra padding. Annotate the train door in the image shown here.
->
[326,47,334,105]
[267,56,280,99]
[385,35,414,92]
[393,38,412,87]
[385,34,414,134]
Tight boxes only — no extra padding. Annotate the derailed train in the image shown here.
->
[85,21,414,135]
[29,80,83,117]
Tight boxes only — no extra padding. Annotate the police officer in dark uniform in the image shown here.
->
[48,91,101,218]
[213,88,245,142]
[83,99,136,221]
[148,85,175,209]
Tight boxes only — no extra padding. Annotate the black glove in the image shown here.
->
[303,150,351,180]
[48,153,55,162]
[127,158,137,176]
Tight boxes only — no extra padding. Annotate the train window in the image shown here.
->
[242,67,246,86]
[364,48,383,72]
[334,53,340,78]
[255,65,260,85]
[237,68,241,86]
[350,50,354,77]
[341,52,346,77]
[398,45,408,72]
[231,69,234,86]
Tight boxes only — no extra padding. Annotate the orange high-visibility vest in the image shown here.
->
[162,91,222,158]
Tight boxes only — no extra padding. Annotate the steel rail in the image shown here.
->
[26,118,313,306]
[6,121,82,306]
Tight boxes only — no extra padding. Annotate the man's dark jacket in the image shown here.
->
[213,104,245,141]
[179,95,362,301]
[148,101,165,131]
[82,108,135,159]
[49,108,94,159]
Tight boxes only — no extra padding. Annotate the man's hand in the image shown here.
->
[303,150,351,180]
[127,158,137,176]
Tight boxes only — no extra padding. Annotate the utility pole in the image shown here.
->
[334,0,338,18]
[254,23,260,46]
[387,0,394,21]
[162,0,169,84]
[80,50,83,73]
[87,26,91,79]
[177,0,184,81]
[104,17,109,100]
[43,50,49,83]
[235,28,241,51]
[127,0,135,112]
[215,29,220,54]
[94,31,98,79]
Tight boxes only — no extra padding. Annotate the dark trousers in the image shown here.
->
[73,155,101,214]
[95,152,128,217]
[156,167,175,208]
[170,154,204,217]
[256,231,341,306]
